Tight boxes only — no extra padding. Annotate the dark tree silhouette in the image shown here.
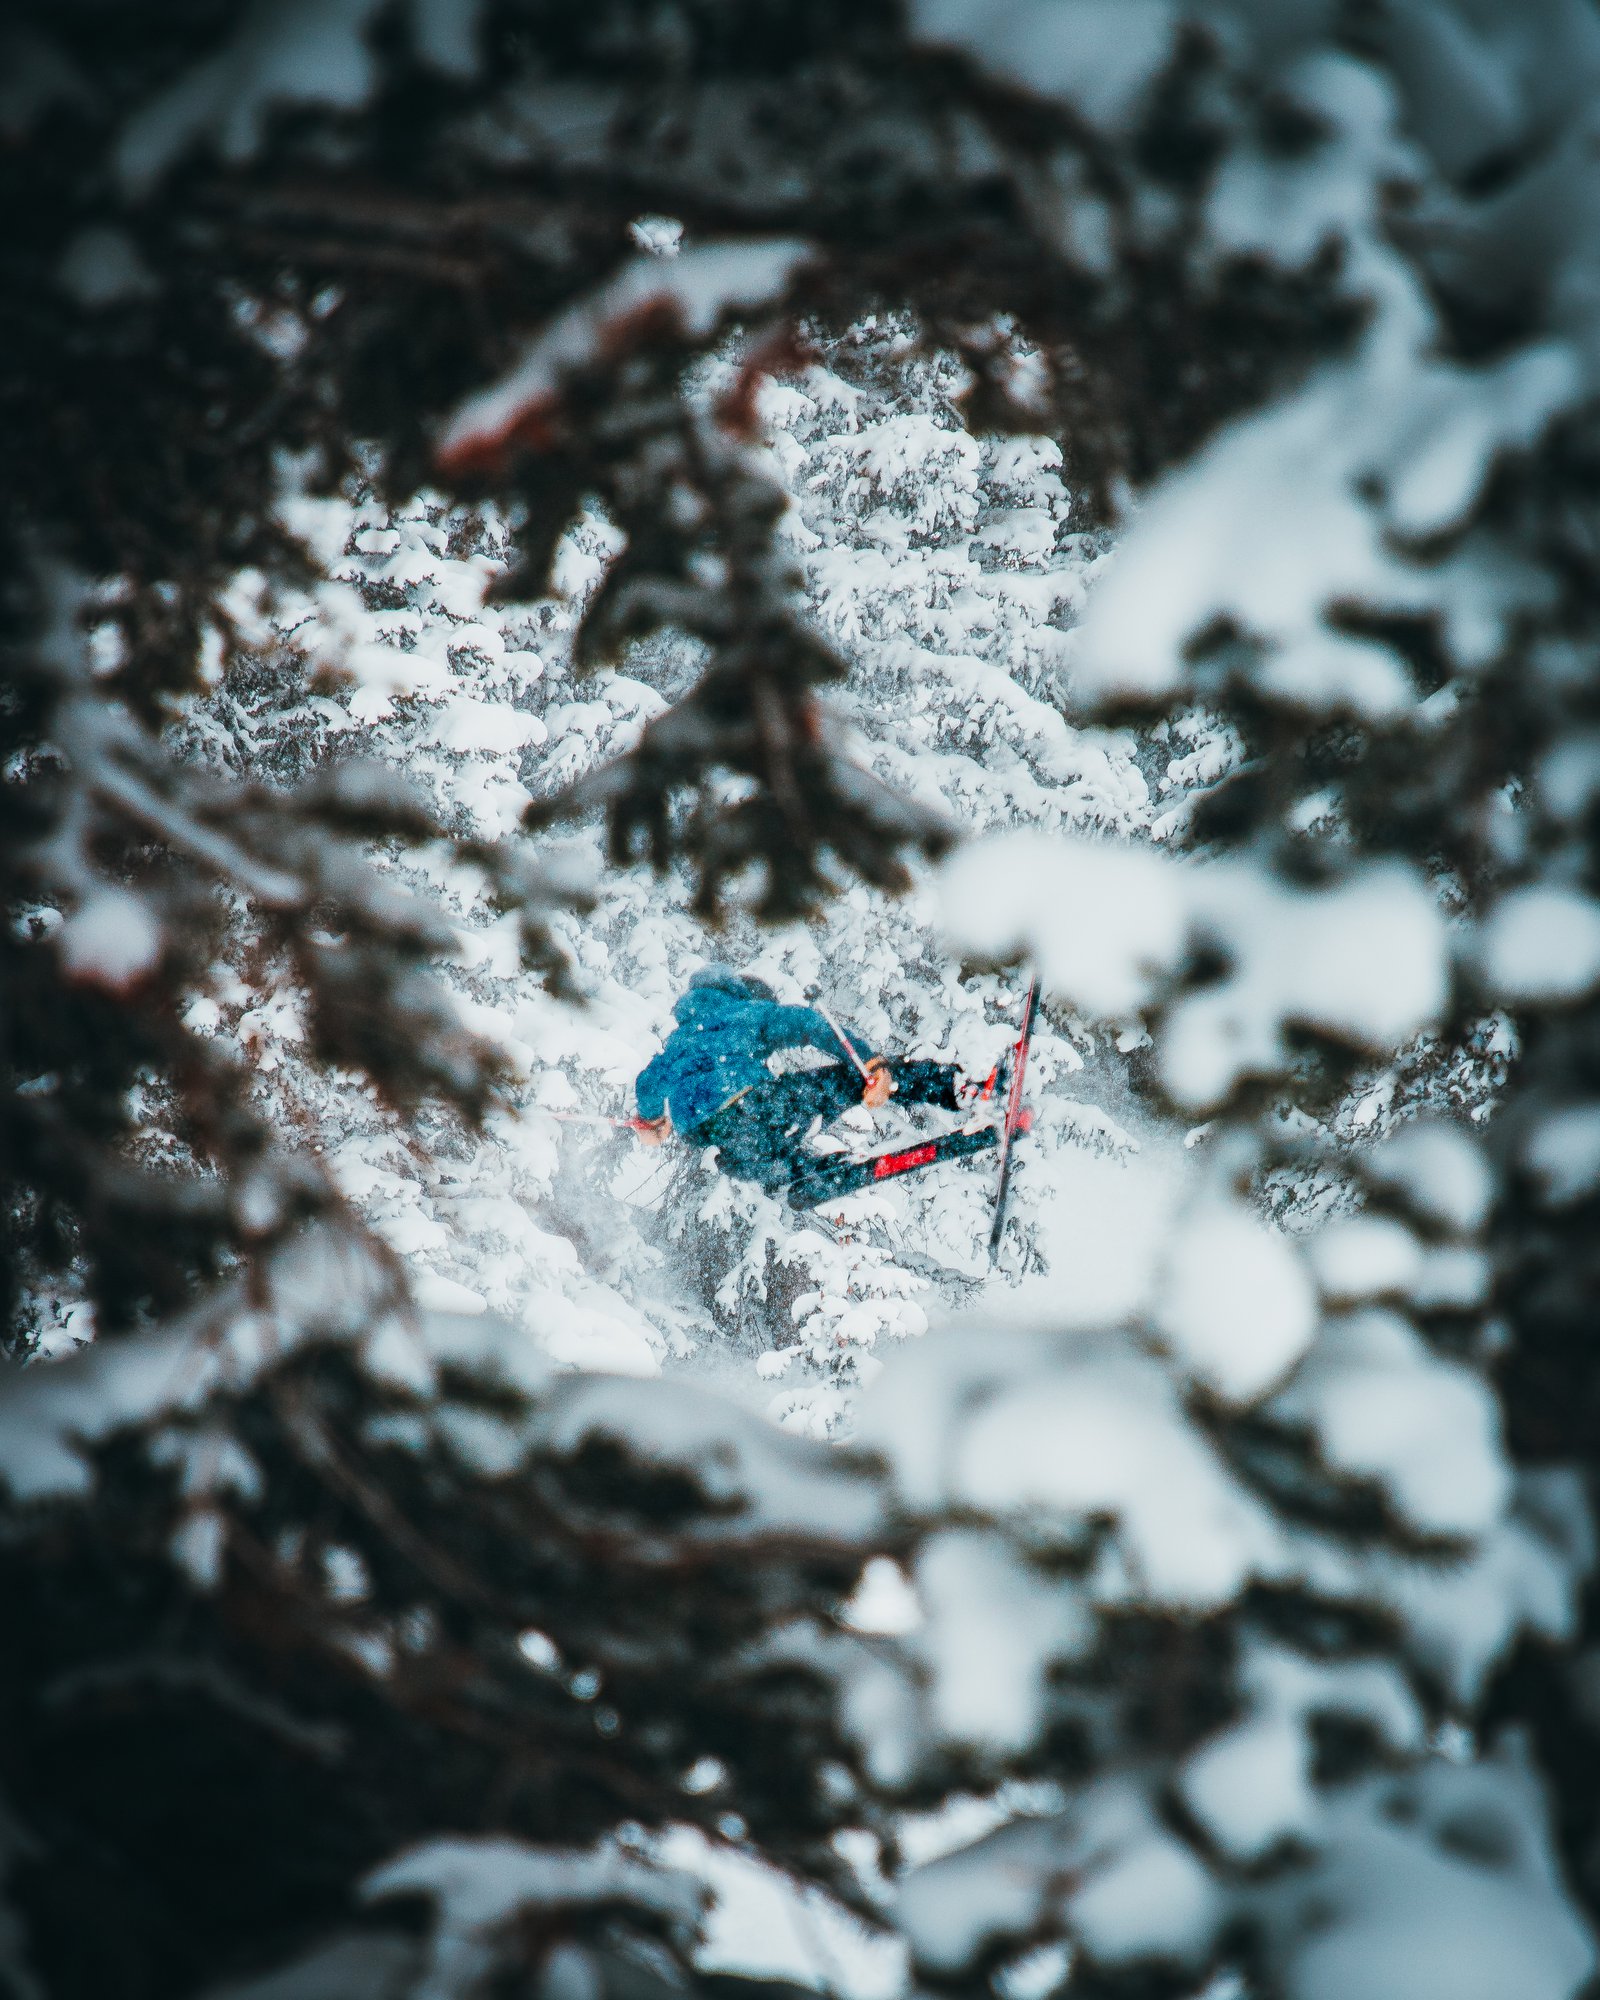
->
[7,4,1600,1998]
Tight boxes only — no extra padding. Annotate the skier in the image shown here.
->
[633,966,968,1193]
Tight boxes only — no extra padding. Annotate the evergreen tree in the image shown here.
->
[8,7,1600,2000]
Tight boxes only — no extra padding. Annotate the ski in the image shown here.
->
[987,974,1041,1264]
[785,1124,1000,1211]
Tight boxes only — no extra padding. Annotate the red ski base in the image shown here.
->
[785,1124,1000,1210]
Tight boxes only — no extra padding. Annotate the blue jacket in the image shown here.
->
[635,973,874,1134]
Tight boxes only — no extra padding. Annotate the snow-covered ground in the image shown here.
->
[174,319,1237,1437]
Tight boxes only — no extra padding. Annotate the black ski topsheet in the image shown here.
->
[785,1124,999,1211]
[988,974,1041,1264]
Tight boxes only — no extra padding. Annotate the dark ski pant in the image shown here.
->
[693,1060,961,1191]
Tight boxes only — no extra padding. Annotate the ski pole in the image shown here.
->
[988,973,1041,1265]
[812,998,873,1081]
[540,1108,650,1132]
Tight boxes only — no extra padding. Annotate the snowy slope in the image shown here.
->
[171,318,1231,1433]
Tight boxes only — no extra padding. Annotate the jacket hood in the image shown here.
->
[674,966,772,1026]
[673,984,749,1029]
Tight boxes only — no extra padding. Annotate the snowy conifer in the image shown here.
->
[8,8,1600,2000]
